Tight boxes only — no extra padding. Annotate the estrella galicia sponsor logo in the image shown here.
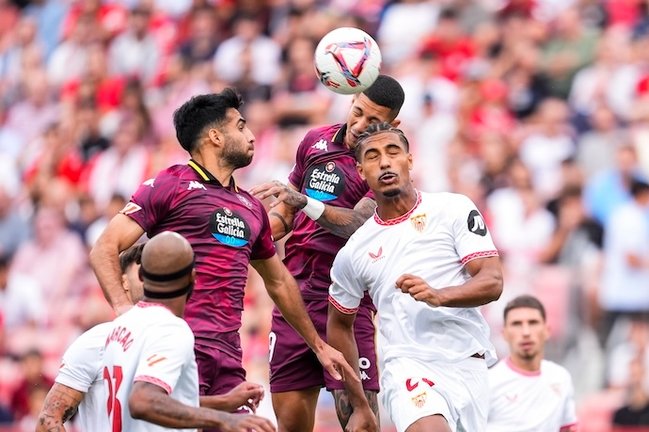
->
[467,209,487,236]
[210,208,251,247]
[304,162,344,201]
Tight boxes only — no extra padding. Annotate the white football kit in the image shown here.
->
[102,301,200,432]
[55,322,112,432]
[487,358,578,432]
[329,191,500,432]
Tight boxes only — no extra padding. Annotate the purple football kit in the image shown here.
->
[125,160,276,397]
[270,124,379,392]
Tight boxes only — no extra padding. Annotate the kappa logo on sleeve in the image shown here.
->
[120,202,142,215]
[467,210,487,236]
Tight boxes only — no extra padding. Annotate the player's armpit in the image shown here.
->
[36,383,84,432]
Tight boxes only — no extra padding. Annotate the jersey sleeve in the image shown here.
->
[451,194,499,265]
[133,319,195,394]
[250,199,277,260]
[329,246,364,313]
[55,325,106,393]
[122,174,177,233]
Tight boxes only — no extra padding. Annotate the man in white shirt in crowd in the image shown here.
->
[487,294,578,432]
[327,122,503,432]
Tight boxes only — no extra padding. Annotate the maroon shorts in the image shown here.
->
[269,295,379,393]
[194,335,246,397]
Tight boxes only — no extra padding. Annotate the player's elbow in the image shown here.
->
[129,386,154,420]
[486,271,504,302]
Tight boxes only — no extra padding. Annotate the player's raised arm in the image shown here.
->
[396,256,503,308]
[250,254,359,384]
[89,213,145,315]
[251,181,376,239]
[36,383,84,432]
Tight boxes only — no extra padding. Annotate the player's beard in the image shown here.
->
[382,187,401,198]
[223,145,253,169]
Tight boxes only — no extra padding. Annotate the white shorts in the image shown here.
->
[381,356,489,432]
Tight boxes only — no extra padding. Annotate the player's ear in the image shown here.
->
[390,118,401,128]
[356,162,366,180]
[408,153,413,171]
[207,128,224,147]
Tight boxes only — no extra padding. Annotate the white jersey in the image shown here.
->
[55,322,112,432]
[102,301,199,432]
[329,191,499,366]
[487,358,578,432]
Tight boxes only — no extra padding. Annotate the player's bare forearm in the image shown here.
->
[332,389,380,428]
[316,198,376,239]
[268,201,297,241]
[130,383,275,430]
[326,306,368,409]
[397,257,503,308]
[36,384,83,432]
[438,256,503,307]
[90,214,144,312]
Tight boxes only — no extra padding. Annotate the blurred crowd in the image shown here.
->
[1,0,649,430]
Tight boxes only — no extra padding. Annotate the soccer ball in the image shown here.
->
[314,27,382,95]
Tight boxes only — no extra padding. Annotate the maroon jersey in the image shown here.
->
[286,124,371,301]
[125,160,276,342]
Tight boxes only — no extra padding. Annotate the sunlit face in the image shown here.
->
[357,131,412,198]
[220,108,256,169]
[345,94,398,149]
[502,307,550,362]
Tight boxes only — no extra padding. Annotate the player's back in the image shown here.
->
[102,302,199,432]
[55,322,113,432]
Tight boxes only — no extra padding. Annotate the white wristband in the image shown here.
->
[303,197,325,220]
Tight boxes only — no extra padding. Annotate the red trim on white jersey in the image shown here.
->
[328,295,359,315]
[374,191,422,226]
[137,301,173,313]
[134,375,172,394]
[460,250,499,265]
[505,357,541,377]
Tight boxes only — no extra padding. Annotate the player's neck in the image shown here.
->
[507,355,542,375]
[191,154,235,187]
[375,187,418,221]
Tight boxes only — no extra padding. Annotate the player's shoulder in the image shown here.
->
[300,123,343,147]
[541,359,573,381]
[65,321,113,354]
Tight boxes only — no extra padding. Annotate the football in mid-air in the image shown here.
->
[314,27,382,95]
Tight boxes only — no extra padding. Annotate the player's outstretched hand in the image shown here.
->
[220,413,276,432]
[395,274,442,307]
[345,407,378,432]
[315,343,360,384]
[250,181,307,209]
[223,381,265,413]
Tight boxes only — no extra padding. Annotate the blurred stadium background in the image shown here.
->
[1,0,649,430]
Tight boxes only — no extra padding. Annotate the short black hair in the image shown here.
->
[172,89,243,153]
[119,243,144,274]
[362,75,405,118]
[354,122,410,161]
[503,295,546,323]
[630,178,649,197]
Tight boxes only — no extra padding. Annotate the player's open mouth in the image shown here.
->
[379,172,397,183]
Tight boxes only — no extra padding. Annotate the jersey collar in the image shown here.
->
[188,159,238,192]
[332,124,347,145]
[374,190,422,226]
